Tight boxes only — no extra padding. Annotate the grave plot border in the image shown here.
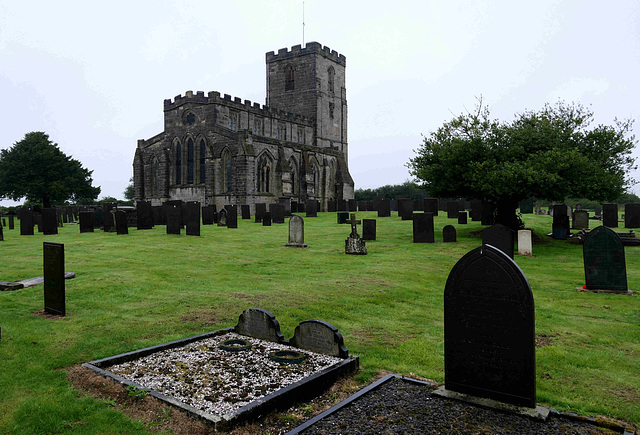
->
[82,328,358,431]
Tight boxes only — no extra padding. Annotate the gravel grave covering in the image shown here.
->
[108,332,342,417]
[297,376,622,434]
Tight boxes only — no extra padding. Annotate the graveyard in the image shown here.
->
[0,210,639,433]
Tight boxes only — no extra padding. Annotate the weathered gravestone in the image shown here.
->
[185,201,201,236]
[136,201,154,230]
[0,222,3,241]
[35,212,43,233]
[423,198,438,216]
[234,308,285,343]
[79,212,94,233]
[483,224,515,259]
[572,210,589,230]
[337,211,349,224]
[602,203,618,228]
[443,225,457,243]
[624,203,640,228]
[348,199,357,212]
[166,204,182,234]
[42,208,58,235]
[480,202,494,226]
[327,199,336,212]
[44,242,65,316]
[285,215,307,248]
[594,206,602,219]
[519,198,534,214]
[241,204,251,220]
[518,230,533,256]
[255,203,266,223]
[377,199,391,218]
[202,205,215,225]
[447,200,461,219]
[443,245,536,408]
[397,198,413,220]
[583,226,628,292]
[152,206,164,226]
[262,211,272,226]
[306,199,317,218]
[458,211,468,225]
[217,208,228,227]
[8,214,15,230]
[552,214,570,240]
[102,203,115,232]
[270,204,285,224]
[115,210,128,235]
[290,320,349,358]
[20,208,34,236]
[291,202,299,213]
[413,212,434,243]
[362,219,376,241]
[226,205,238,229]
[345,213,367,255]
[337,199,347,212]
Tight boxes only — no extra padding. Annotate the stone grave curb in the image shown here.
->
[82,326,358,431]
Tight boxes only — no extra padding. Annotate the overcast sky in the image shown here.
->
[1,0,638,205]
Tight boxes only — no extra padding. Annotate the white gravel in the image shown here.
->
[108,332,342,417]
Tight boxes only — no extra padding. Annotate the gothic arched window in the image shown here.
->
[199,139,206,184]
[328,66,335,93]
[152,158,159,195]
[187,138,194,184]
[176,142,182,185]
[257,155,271,193]
[285,65,295,91]
[222,150,232,193]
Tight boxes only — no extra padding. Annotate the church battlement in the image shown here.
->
[266,41,346,66]
[163,90,312,125]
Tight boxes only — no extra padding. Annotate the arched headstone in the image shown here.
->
[234,308,285,343]
[290,320,349,358]
[482,224,515,258]
[443,225,456,242]
[285,215,307,247]
[583,226,627,292]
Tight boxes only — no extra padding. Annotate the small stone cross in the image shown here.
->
[345,213,361,238]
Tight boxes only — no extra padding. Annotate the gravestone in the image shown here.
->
[241,204,251,220]
[102,203,115,232]
[217,208,228,227]
[44,242,65,316]
[624,203,640,228]
[166,204,182,234]
[280,197,292,217]
[345,213,367,255]
[42,208,58,235]
[483,224,515,259]
[79,212,94,233]
[594,206,602,219]
[413,199,423,212]
[136,201,153,230]
[185,201,201,236]
[327,200,336,212]
[202,205,215,225]
[362,219,376,241]
[443,225,457,243]
[470,200,482,221]
[255,203,266,223]
[480,202,494,226]
[20,208,34,236]
[397,198,413,220]
[444,245,536,408]
[377,199,391,217]
[115,210,128,235]
[602,203,618,227]
[152,206,164,226]
[357,201,367,212]
[226,205,238,229]
[348,199,357,212]
[234,308,285,343]
[0,223,3,241]
[270,204,285,224]
[552,214,570,240]
[262,211,272,226]
[285,215,307,248]
[306,199,317,218]
[447,200,461,219]
[572,210,589,230]
[413,212,434,243]
[552,204,567,218]
[519,198,534,214]
[337,199,347,212]
[8,214,14,230]
[458,211,468,225]
[337,211,349,224]
[390,199,397,211]
[583,226,627,292]
[438,198,446,211]
[518,230,533,256]
[35,212,43,233]
[291,202,298,213]
[423,198,438,216]
[290,320,349,358]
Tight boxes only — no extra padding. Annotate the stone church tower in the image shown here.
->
[133,42,354,213]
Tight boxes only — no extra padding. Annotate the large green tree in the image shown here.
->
[407,100,637,229]
[0,132,101,207]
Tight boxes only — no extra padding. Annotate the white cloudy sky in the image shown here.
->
[1,0,638,205]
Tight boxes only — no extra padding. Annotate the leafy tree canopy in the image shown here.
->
[407,100,637,227]
[355,181,428,202]
[0,132,101,207]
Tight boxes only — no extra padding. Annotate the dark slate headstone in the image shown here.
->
[327,199,336,212]
[624,203,640,228]
[602,203,618,227]
[447,200,461,219]
[8,214,15,230]
[583,226,627,292]
[79,212,94,233]
[136,201,154,230]
[102,203,115,232]
[438,198,446,211]
[285,215,307,247]
[443,225,457,243]
[552,214,570,240]
[44,242,65,316]
[185,201,201,236]
[35,212,43,233]
[337,211,349,224]
[480,202,494,226]
[458,211,468,225]
[397,198,413,220]
[290,320,349,358]
[362,218,376,241]
[552,204,567,217]
[280,197,292,217]
[377,199,391,218]
[166,204,182,234]
[519,198,534,214]
[42,208,58,235]
[482,224,515,259]
[594,206,602,219]
[444,245,536,408]
[20,208,34,236]
[413,199,423,212]
[270,204,285,224]
[241,204,251,220]
[115,210,128,235]
[470,200,482,221]
[337,199,347,212]
[202,205,215,225]
[423,198,438,216]
[390,199,397,211]
[152,206,164,226]
[348,199,357,212]
[413,212,434,243]
[357,201,367,212]
[291,202,299,213]
[235,308,285,343]
[262,211,272,226]
[226,205,238,229]
[306,199,318,217]
[0,223,3,241]
[255,203,266,223]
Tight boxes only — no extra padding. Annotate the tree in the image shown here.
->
[355,181,429,201]
[0,132,101,207]
[407,100,637,229]
[123,177,134,201]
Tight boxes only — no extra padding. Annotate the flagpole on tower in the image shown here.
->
[302,1,305,46]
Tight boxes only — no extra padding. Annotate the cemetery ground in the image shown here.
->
[0,212,638,434]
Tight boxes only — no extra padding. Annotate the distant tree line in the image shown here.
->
[355,181,429,202]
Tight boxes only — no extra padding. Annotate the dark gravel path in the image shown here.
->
[293,376,628,434]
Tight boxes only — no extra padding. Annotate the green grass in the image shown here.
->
[0,212,639,433]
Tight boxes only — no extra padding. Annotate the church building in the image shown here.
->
[133,42,354,212]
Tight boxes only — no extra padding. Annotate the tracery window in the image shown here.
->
[222,150,232,193]
[257,155,271,193]
[176,142,182,185]
[199,139,206,183]
[187,138,194,184]
[253,118,263,135]
[285,65,295,91]
[229,112,238,131]
[328,66,335,93]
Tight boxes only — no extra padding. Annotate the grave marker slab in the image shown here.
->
[202,205,215,225]
[20,208,34,236]
[102,203,115,232]
[152,206,164,226]
[185,201,201,236]
[337,211,349,224]
[337,199,347,212]
[255,203,266,223]
[423,198,438,216]
[262,211,272,226]
[377,199,391,217]
[241,205,251,220]
[624,203,640,228]
[44,242,65,316]
[226,205,238,228]
[413,212,434,243]
[348,199,357,212]
[166,204,182,234]
[362,219,376,241]
[327,200,336,212]
[42,208,58,235]
[583,226,627,292]
[443,225,457,242]
[270,204,285,224]
[447,201,461,219]
[519,199,534,214]
[483,224,515,258]
[234,308,285,343]
[518,230,533,256]
[289,320,349,358]
[217,208,228,227]
[458,211,468,225]
[8,214,15,230]
[444,245,536,408]
[397,198,413,220]
[552,214,570,240]
[136,201,154,230]
[115,210,128,235]
[79,212,94,233]
[285,215,307,248]
[572,210,589,230]
[480,202,494,226]
[0,223,3,241]
[306,200,317,217]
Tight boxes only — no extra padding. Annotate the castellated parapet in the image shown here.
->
[266,42,346,66]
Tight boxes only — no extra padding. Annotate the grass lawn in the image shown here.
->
[0,211,638,433]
